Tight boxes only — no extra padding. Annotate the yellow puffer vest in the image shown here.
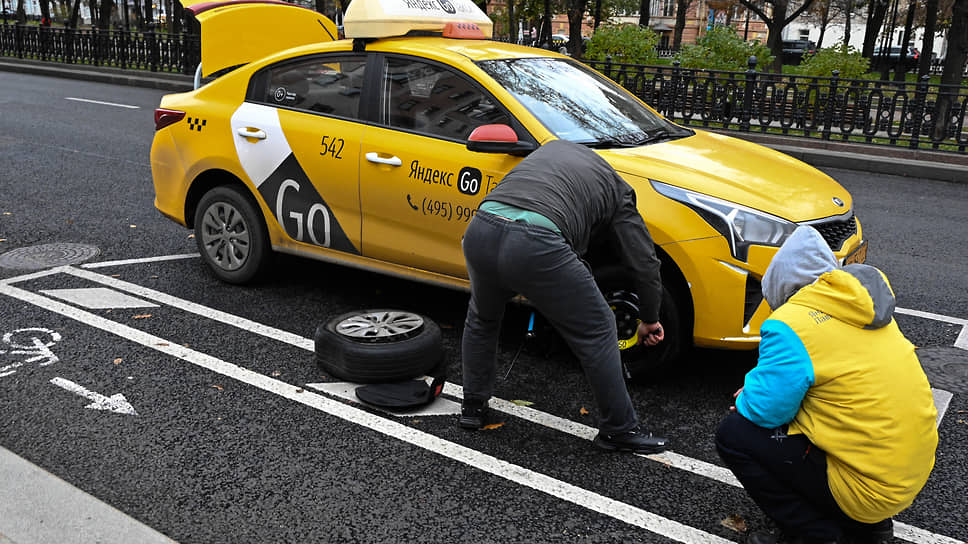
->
[776,268,938,523]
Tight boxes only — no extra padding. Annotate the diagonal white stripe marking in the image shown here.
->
[0,282,731,544]
[65,97,139,109]
[81,254,200,269]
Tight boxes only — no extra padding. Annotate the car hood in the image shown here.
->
[602,129,852,222]
[181,0,338,77]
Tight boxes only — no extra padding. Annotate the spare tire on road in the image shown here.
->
[314,309,443,383]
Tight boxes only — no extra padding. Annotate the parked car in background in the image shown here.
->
[872,46,920,72]
[781,40,816,65]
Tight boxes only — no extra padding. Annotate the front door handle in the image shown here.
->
[236,127,267,140]
[366,152,402,166]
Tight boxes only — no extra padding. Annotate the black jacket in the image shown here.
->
[481,140,663,322]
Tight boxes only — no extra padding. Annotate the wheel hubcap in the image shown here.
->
[200,202,250,271]
[336,311,424,343]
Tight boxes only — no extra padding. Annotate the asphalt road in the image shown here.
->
[1,72,966,544]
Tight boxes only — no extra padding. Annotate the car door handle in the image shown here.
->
[366,152,402,166]
[236,127,267,140]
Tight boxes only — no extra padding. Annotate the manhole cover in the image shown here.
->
[918,347,968,394]
[0,243,101,270]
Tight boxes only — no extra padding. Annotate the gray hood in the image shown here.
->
[762,226,838,310]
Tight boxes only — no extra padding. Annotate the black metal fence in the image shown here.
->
[2,22,965,153]
[0,23,199,73]
[587,57,966,153]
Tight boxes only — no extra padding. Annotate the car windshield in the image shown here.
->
[477,57,685,147]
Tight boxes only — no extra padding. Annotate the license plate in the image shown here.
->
[843,240,867,265]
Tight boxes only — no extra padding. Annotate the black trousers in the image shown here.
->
[460,211,638,433]
[715,412,888,541]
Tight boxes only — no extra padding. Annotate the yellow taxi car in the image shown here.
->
[150,0,866,376]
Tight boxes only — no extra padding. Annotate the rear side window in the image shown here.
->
[256,55,366,120]
[380,57,511,141]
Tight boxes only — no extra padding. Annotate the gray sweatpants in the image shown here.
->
[460,211,639,434]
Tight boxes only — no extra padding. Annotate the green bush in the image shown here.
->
[794,45,871,79]
[676,25,774,72]
[584,24,661,66]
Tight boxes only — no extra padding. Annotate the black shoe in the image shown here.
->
[845,519,893,544]
[458,398,488,430]
[747,531,840,544]
[593,427,668,454]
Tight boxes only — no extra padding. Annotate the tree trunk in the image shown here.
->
[842,0,852,47]
[918,0,939,77]
[541,0,551,47]
[567,0,587,56]
[673,0,688,50]
[862,0,888,57]
[97,0,112,29]
[593,0,602,28]
[932,0,967,140]
[508,0,516,43]
[40,0,51,22]
[639,0,650,26]
[69,0,81,27]
[893,0,915,81]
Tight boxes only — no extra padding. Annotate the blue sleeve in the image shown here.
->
[736,319,814,428]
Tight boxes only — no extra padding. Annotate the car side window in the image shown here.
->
[381,57,511,141]
[260,56,366,120]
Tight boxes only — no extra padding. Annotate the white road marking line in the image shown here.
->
[896,307,968,350]
[39,288,158,309]
[932,389,953,428]
[22,267,964,544]
[64,97,139,109]
[0,283,731,544]
[81,254,200,269]
[305,382,462,417]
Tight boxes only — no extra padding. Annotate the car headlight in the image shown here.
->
[650,180,797,262]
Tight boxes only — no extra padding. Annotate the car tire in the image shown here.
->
[594,266,690,380]
[315,309,443,383]
[194,185,271,284]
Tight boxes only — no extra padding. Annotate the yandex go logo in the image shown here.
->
[277,179,332,247]
[458,167,482,196]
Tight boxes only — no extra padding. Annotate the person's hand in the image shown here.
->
[729,386,744,412]
[638,321,664,346]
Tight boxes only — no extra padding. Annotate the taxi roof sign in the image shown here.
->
[343,0,493,40]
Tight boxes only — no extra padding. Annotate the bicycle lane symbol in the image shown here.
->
[0,328,62,378]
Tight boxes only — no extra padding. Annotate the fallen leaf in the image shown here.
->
[111,274,120,278]
[2,212,10,215]
[271,370,282,377]
[150,275,159,279]
[129,224,137,228]
[579,407,589,416]
[211,384,223,391]
[720,514,748,533]
[439,323,453,329]
[155,342,169,346]
[511,399,534,406]
[482,422,505,430]
[132,314,152,319]
[296,388,304,393]
[411,419,422,424]
[0,239,6,242]
[113,357,123,365]
[188,234,195,238]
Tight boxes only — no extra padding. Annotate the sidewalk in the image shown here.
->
[2,56,966,184]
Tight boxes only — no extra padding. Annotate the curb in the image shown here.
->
[2,57,965,183]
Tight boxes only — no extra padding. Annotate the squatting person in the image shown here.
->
[716,226,938,544]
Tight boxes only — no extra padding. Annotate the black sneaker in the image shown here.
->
[845,519,893,544]
[458,398,488,430]
[593,427,668,454]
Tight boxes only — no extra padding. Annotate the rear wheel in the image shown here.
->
[595,266,691,380]
[194,185,271,284]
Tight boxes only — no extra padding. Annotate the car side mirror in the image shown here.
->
[467,124,536,155]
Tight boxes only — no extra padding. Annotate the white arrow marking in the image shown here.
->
[49,377,138,416]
